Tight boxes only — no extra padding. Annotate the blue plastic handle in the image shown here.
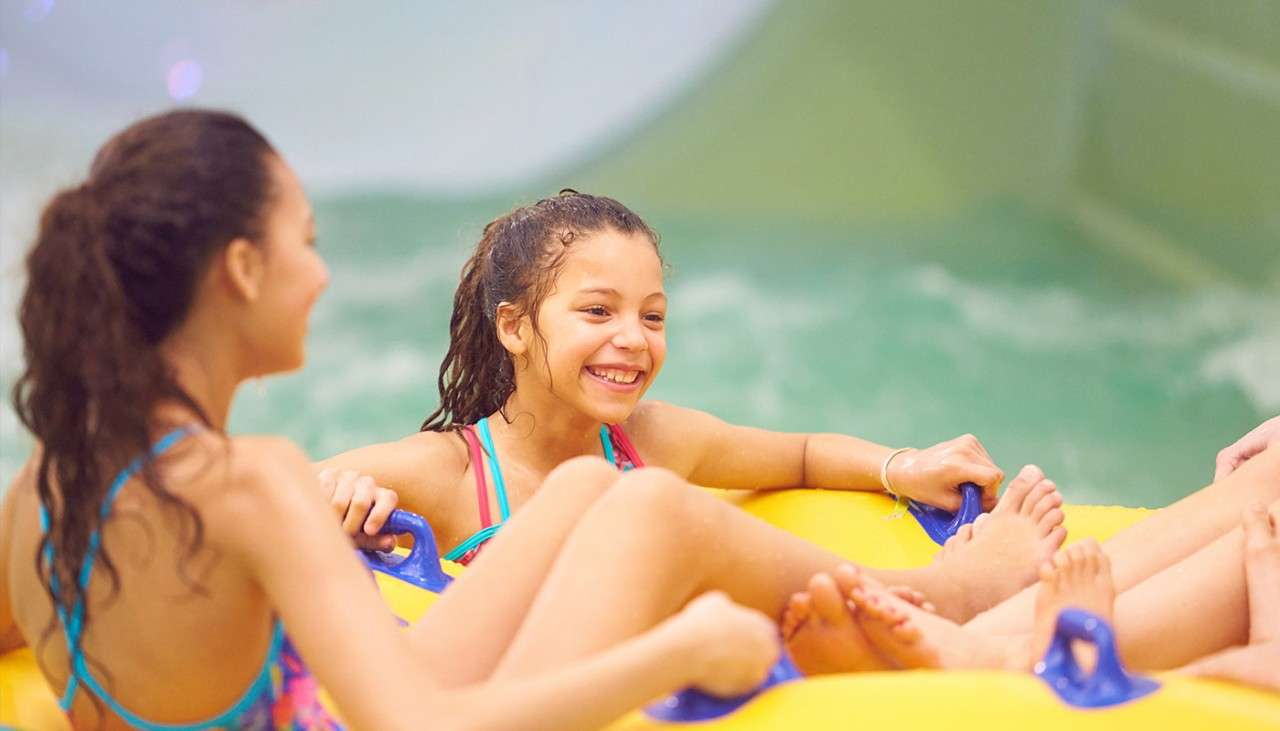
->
[1035,609,1160,708]
[907,482,984,545]
[645,652,803,723]
[360,509,453,593]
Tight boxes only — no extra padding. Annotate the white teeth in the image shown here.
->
[588,367,639,385]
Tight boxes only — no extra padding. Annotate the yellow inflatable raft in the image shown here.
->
[4,490,1279,730]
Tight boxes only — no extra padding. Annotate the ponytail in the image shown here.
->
[12,109,275,671]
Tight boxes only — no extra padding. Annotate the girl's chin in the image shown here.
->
[583,398,639,425]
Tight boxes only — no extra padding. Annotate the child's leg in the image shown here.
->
[1042,502,1280,669]
[408,457,621,686]
[966,445,1280,636]
[772,502,1277,676]
[485,466,1060,679]
[1240,502,1280,644]
[1179,641,1280,690]
[1179,503,1280,689]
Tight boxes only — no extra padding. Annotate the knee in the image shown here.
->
[603,467,691,519]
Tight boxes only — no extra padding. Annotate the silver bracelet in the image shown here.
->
[879,447,913,497]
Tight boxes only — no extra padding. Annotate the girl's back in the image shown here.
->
[2,434,296,727]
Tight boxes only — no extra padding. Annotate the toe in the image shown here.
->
[833,564,863,596]
[1020,480,1057,517]
[890,619,923,643]
[1045,526,1068,553]
[997,466,1040,513]
[850,589,888,621]
[1028,488,1063,522]
[1052,548,1070,572]
[810,573,852,626]
[1038,508,1065,535]
[1096,549,1113,581]
[781,592,812,639]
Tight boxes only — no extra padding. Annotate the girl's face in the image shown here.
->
[525,228,666,425]
[244,156,329,375]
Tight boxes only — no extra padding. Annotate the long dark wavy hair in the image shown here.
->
[421,190,660,432]
[12,109,277,667]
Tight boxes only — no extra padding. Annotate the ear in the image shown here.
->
[221,238,265,302]
[494,301,531,357]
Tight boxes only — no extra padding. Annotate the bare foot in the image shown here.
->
[937,522,976,559]
[780,567,893,676]
[927,465,1068,621]
[1029,539,1115,664]
[847,580,1025,671]
[1182,640,1280,691]
[1242,503,1280,644]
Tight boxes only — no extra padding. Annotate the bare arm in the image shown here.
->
[0,465,26,654]
[632,401,1003,511]
[218,440,768,731]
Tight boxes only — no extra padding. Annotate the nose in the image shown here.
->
[611,316,647,352]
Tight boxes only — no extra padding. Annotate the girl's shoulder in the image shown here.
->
[624,400,722,436]
[622,401,724,474]
[175,432,315,510]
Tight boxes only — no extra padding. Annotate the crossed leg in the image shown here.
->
[781,499,1280,679]
[408,458,1065,685]
[475,465,1062,680]
[965,446,1280,636]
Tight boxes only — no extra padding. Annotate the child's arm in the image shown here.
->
[217,439,777,731]
[0,469,22,654]
[630,401,1002,511]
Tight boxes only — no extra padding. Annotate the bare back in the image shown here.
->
[2,433,286,727]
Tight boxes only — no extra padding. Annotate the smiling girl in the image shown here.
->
[320,191,1067,623]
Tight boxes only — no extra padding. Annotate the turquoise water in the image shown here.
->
[2,195,1274,507]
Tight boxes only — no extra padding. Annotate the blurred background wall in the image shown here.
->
[2,0,1276,506]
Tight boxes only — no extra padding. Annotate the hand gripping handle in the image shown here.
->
[907,482,984,545]
[360,508,453,593]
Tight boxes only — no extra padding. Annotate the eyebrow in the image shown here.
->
[576,288,666,301]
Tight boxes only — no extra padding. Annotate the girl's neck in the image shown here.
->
[491,386,606,472]
[157,324,248,432]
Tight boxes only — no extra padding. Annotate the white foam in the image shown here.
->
[1202,327,1280,412]
[907,263,1280,413]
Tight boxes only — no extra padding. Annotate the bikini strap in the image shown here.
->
[38,425,194,712]
[598,426,618,467]
[460,426,493,528]
[604,424,646,470]
[475,417,511,522]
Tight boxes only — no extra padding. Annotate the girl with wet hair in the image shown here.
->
[320,190,1280,689]
[321,190,1071,623]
